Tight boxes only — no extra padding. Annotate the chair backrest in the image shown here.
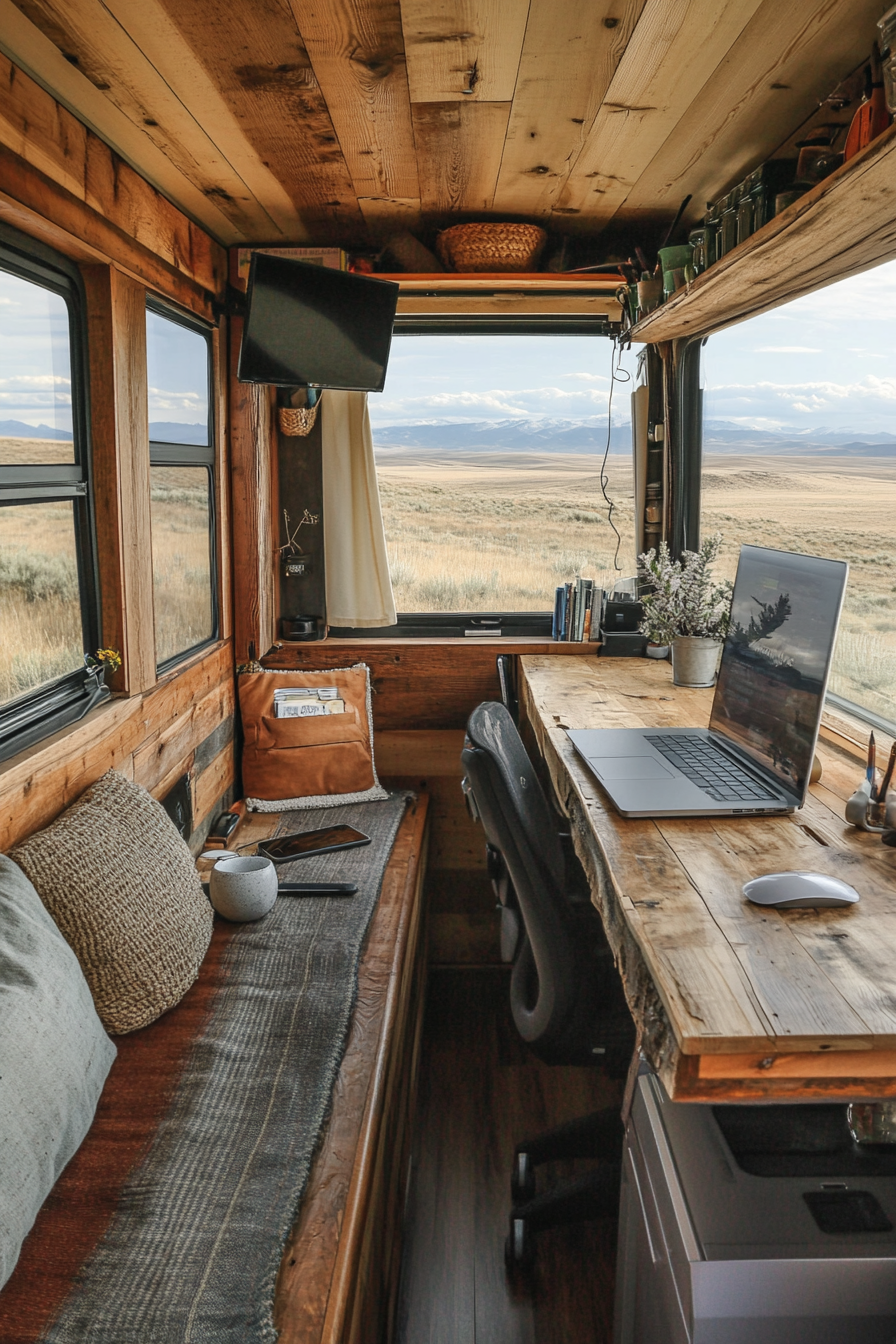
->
[461,701,579,1049]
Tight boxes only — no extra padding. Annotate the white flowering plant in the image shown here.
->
[637,535,733,646]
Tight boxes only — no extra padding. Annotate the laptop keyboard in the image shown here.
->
[644,734,778,804]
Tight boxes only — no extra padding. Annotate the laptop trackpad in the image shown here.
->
[590,757,674,781]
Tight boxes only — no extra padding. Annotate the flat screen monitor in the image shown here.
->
[238,254,399,392]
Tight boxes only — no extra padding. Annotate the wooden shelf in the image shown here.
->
[631,120,896,344]
[379,272,623,291]
[384,271,625,321]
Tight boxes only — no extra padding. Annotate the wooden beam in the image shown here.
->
[83,265,156,695]
[289,0,420,203]
[492,0,647,220]
[620,0,888,233]
[0,55,225,305]
[229,316,275,663]
[632,121,896,343]
[402,0,528,103]
[554,0,766,226]
[152,0,367,242]
[411,100,510,215]
[211,324,232,644]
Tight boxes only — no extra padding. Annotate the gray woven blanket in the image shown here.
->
[42,792,411,1344]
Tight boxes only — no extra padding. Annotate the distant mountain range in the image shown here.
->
[0,419,208,444]
[372,417,632,452]
[372,416,896,455]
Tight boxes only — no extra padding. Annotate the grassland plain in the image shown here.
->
[0,439,212,702]
[376,449,896,722]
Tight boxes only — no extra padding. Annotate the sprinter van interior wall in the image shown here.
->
[1,2,896,1341]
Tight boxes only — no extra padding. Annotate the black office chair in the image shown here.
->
[461,699,635,1270]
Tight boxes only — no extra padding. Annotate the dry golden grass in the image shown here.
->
[376,450,637,612]
[0,460,213,703]
[377,449,896,722]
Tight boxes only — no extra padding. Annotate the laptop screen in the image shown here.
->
[709,545,848,801]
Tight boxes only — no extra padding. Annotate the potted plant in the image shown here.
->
[637,536,733,686]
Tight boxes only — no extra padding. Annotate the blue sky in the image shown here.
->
[369,334,637,426]
[702,256,896,433]
[4,254,895,438]
[371,257,896,436]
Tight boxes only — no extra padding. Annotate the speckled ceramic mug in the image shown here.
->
[209,855,278,922]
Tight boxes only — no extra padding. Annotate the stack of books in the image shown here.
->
[552,579,601,642]
[273,686,346,718]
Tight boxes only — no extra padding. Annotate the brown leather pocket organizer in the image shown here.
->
[239,665,381,805]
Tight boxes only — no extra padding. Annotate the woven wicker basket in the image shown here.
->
[279,403,319,437]
[435,223,548,273]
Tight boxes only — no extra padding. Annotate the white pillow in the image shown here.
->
[0,854,116,1290]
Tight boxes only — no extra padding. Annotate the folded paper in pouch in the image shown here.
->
[239,663,387,811]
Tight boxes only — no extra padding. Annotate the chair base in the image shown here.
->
[505,1108,624,1270]
[505,1162,622,1272]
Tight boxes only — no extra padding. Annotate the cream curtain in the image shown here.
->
[321,390,397,628]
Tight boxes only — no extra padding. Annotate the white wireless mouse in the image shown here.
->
[743,871,860,909]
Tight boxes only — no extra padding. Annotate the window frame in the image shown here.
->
[0,222,105,762]
[145,295,219,673]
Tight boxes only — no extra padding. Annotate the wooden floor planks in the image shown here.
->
[396,969,621,1344]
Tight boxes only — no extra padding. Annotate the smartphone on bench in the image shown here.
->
[258,824,371,864]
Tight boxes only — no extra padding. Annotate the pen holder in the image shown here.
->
[845,777,887,832]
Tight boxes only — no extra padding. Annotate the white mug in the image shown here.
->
[209,855,278,922]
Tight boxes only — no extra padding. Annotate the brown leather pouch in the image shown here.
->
[239,664,381,805]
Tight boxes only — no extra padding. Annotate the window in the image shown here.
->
[0,224,102,761]
[146,300,217,669]
[367,333,637,629]
[701,258,896,727]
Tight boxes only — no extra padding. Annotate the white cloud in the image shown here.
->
[0,374,71,387]
[563,372,609,382]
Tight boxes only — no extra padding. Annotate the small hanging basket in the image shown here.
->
[279,403,319,437]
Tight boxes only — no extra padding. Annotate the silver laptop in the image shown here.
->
[568,545,848,818]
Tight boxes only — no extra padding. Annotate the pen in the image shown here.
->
[868,731,877,797]
[879,741,896,802]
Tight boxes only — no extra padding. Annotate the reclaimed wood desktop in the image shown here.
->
[520,655,896,1103]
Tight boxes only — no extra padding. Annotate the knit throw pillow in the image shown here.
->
[11,771,213,1034]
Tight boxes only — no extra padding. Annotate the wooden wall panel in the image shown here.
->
[290,0,420,204]
[411,100,510,215]
[555,0,765,226]
[0,641,236,853]
[402,0,528,103]
[0,52,225,300]
[229,316,275,663]
[11,0,276,239]
[154,0,366,241]
[621,0,886,229]
[84,264,157,694]
[492,0,645,220]
[261,639,585,729]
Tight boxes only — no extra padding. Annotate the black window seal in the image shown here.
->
[145,296,219,672]
[0,221,105,765]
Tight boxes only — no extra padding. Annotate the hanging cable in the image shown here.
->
[599,336,631,571]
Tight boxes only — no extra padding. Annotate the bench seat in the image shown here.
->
[0,795,429,1344]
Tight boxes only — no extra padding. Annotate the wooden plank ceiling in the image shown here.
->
[0,0,886,251]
